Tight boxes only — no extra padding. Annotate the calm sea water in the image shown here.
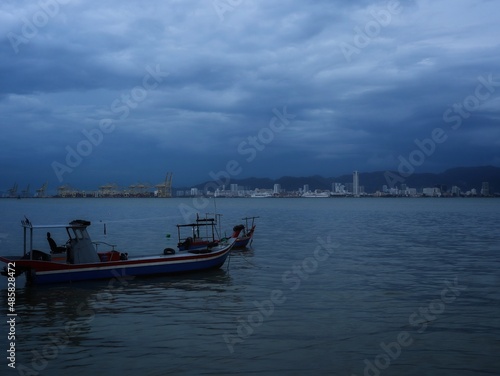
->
[1,198,499,376]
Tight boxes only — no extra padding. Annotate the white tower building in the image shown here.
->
[353,171,360,196]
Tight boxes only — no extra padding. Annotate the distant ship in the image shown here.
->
[250,192,273,198]
[301,190,330,198]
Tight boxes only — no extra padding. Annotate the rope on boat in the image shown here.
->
[239,252,257,268]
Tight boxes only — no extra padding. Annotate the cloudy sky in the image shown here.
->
[1,0,499,192]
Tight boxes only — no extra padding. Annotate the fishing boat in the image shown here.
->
[176,214,258,251]
[176,214,222,251]
[231,216,258,249]
[0,218,234,285]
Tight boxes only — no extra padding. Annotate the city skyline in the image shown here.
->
[3,165,498,198]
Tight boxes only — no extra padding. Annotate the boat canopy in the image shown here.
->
[21,218,100,264]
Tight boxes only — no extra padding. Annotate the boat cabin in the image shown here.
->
[21,219,116,264]
[176,214,222,251]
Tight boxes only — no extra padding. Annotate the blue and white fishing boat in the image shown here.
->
[0,218,234,285]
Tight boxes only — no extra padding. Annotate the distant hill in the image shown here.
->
[185,166,500,194]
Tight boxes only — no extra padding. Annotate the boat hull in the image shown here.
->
[1,244,232,285]
[233,237,251,248]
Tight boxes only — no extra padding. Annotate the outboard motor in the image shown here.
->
[232,224,245,238]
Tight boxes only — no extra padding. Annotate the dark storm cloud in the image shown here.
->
[0,0,499,192]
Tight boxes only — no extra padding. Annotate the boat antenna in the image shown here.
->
[100,219,107,236]
[213,196,222,238]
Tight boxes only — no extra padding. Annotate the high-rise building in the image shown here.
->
[332,183,345,194]
[353,171,360,196]
[451,186,461,196]
[481,182,490,196]
[273,184,281,194]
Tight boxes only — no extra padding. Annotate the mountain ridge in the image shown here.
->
[188,165,500,193]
